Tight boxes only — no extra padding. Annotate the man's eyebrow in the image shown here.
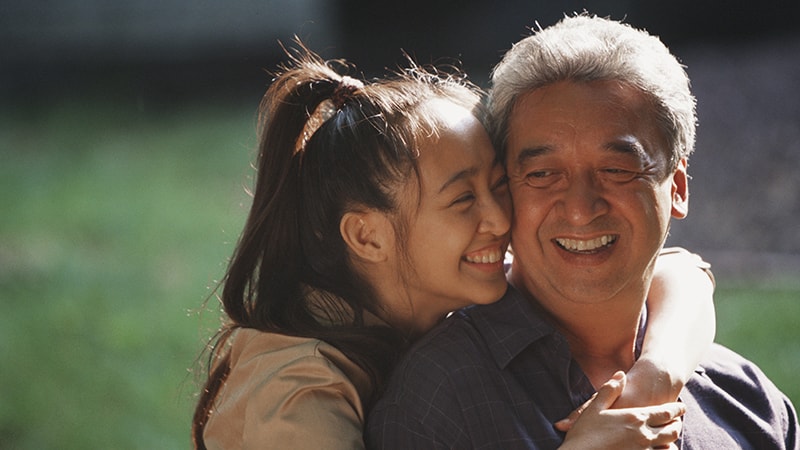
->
[514,146,552,166]
[438,166,479,194]
[604,139,648,160]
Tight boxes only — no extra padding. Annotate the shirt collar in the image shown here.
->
[460,283,559,369]
[463,283,647,370]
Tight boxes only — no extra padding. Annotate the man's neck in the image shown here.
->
[556,300,643,388]
[510,266,648,389]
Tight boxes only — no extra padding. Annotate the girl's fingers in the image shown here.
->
[650,416,683,448]
[554,371,626,432]
[645,402,686,427]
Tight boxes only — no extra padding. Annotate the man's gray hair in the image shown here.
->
[488,14,696,169]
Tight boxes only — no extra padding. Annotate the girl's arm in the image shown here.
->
[617,246,716,408]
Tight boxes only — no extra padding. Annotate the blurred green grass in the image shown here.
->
[1,97,798,449]
[0,96,254,449]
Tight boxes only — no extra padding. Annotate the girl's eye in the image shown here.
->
[451,193,476,206]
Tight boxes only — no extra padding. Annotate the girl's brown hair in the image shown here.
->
[192,44,484,448]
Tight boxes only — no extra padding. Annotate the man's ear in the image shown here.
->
[671,158,689,219]
[340,210,394,262]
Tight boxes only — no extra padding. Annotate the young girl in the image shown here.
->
[192,47,715,449]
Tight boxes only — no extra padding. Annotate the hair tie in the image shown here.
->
[294,76,364,154]
[331,76,363,108]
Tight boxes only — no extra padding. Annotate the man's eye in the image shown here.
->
[526,170,552,178]
[524,170,557,187]
[602,168,638,182]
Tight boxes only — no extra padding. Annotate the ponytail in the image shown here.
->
[192,47,408,447]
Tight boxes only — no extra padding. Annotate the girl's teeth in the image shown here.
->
[466,250,502,263]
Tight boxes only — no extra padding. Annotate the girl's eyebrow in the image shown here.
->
[438,166,479,194]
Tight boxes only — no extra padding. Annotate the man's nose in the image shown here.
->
[558,173,609,225]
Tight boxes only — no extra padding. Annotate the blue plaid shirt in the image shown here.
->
[366,284,798,449]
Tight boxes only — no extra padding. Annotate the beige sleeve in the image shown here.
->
[204,338,367,450]
[241,352,365,449]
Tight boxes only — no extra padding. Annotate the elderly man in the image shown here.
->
[367,15,798,449]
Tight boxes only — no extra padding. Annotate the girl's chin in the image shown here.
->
[469,282,509,306]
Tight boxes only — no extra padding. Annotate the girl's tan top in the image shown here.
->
[203,328,372,449]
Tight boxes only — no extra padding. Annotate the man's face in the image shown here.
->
[505,80,688,307]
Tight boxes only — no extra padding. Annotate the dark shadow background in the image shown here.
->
[3,0,799,279]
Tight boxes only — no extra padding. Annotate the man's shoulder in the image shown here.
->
[690,343,795,414]
[681,343,799,449]
[366,309,498,446]
[695,343,787,393]
[373,301,516,413]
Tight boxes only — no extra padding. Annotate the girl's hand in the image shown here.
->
[557,372,685,450]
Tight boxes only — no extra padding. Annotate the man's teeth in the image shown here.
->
[465,249,503,264]
[556,235,616,252]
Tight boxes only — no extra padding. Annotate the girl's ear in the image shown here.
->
[340,210,394,262]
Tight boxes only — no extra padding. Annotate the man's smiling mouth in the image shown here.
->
[554,235,617,253]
